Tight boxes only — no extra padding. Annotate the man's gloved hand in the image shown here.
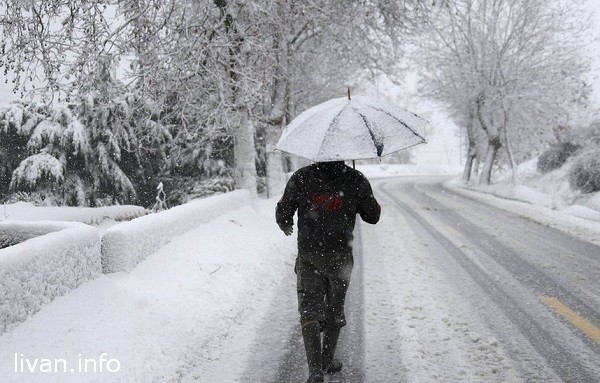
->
[282,226,294,236]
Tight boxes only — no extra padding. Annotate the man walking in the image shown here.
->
[276,160,381,383]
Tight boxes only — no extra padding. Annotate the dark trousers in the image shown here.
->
[295,252,353,330]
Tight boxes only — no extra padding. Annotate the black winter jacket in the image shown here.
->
[276,162,381,255]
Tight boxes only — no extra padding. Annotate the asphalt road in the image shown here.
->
[248,176,600,383]
[377,177,600,383]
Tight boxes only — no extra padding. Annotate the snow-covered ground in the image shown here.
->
[0,198,297,382]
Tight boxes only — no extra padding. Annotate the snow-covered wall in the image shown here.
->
[0,222,101,334]
[101,190,253,273]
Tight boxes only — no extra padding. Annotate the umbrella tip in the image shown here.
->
[347,87,351,100]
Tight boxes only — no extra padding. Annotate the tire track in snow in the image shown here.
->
[372,179,523,383]
[412,182,600,340]
[379,180,600,383]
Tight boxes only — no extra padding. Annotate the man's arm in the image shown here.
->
[357,176,381,224]
[276,173,300,235]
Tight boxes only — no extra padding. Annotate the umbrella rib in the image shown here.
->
[353,108,383,157]
[315,103,350,160]
[364,104,426,141]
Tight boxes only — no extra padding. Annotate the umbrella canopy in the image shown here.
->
[275,95,427,162]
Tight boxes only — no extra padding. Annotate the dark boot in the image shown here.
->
[324,359,342,373]
[322,327,342,373]
[302,321,324,383]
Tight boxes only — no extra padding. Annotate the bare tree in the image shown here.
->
[414,0,591,184]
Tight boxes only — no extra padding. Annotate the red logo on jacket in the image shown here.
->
[311,192,343,211]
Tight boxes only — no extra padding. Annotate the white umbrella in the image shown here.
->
[275,94,427,162]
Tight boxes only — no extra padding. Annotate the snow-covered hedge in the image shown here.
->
[101,190,252,273]
[0,220,77,249]
[0,222,101,334]
[0,202,147,225]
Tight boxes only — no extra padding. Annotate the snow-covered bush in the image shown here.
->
[101,189,251,273]
[0,222,101,334]
[568,147,600,193]
[188,176,235,199]
[566,121,600,193]
[152,182,168,212]
[159,174,235,206]
[536,142,579,173]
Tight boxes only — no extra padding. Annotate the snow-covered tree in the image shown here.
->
[1,0,435,203]
[0,92,161,206]
[0,102,45,198]
[257,0,431,195]
[413,0,591,184]
[9,152,64,191]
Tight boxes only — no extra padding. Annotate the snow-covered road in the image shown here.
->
[369,177,600,382]
[246,176,600,382]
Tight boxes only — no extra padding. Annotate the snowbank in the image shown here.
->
[445,179,600,246]
[0,222,101,334]
[0,202,146,225]
[101,190,253,273]
[454,156,600,224]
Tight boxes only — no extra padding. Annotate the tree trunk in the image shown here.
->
[462,105,477,182]
[265,124,287,197]
[479,136,502,185]
[475,93,502,185]
[233,109,257,197]
[265,27,290,197]
[501,105,517,185]
[462,143,477,182]
[215,0,258,197]
[505,132,517,185]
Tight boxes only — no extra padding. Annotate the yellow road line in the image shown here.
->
[541,296,600,344]
[445,225,464,238]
